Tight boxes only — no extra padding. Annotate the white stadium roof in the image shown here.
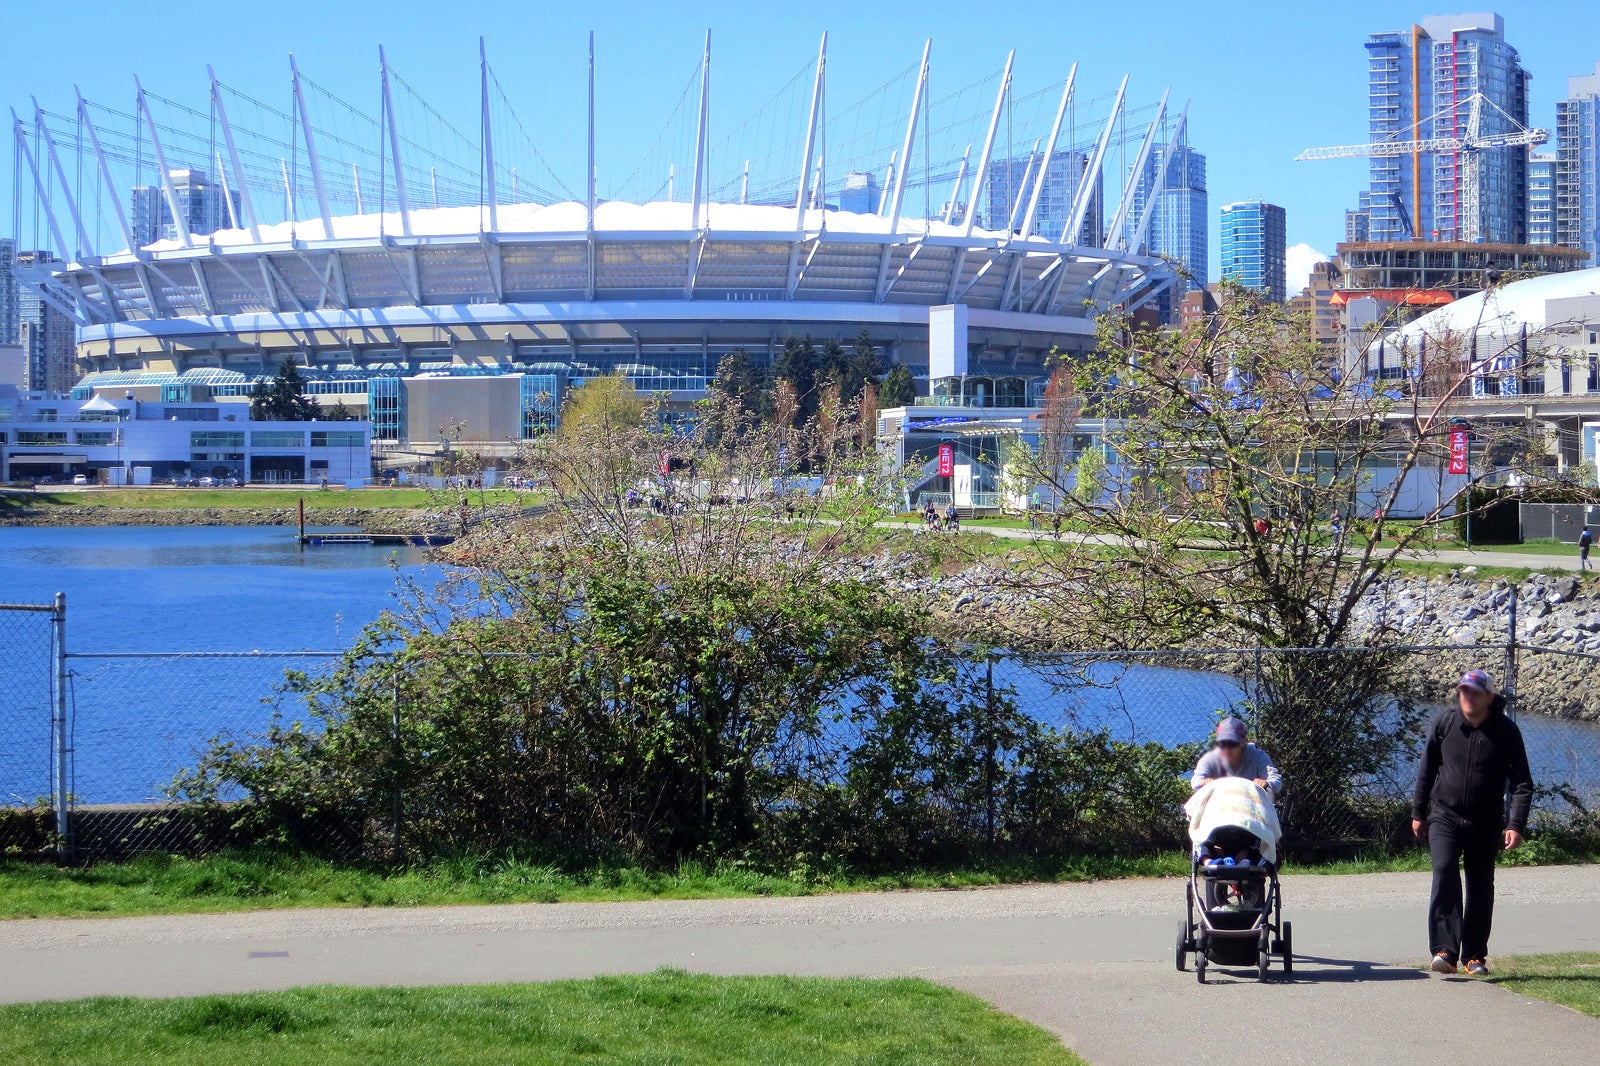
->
[137,201,1029,256]
[1392,267,1600,348]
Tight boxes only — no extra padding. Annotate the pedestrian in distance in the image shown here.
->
[1580,526,1593,572]
[1411,669,1533,978]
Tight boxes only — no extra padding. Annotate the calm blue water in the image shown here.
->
[1,525,1595,809]
[0,525,430,651]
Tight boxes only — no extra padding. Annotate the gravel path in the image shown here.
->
[2,865,1596,1064]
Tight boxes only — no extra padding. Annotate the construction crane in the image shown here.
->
[1297,92,1548,243]
[1385,191,1414,241]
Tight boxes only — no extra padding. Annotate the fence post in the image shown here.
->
[984,654,997,851]
[50,592,71,862]
[391,671,403,862]
[1504,584,1519,719]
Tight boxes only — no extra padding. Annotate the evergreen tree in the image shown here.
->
[877,363,917,408]
[772,336,822,426]
[249,361,320,421]
[840,330,885,406]
[711,349,766,418]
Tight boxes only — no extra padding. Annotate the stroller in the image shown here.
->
[1175,779,1293,983]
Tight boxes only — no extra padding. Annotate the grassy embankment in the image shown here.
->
[1490,953,1600,1019]
[0,971,1084,1066]
[0,487,532,512]
[3,835,1597,920]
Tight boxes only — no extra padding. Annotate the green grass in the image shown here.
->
[0,971,1085,1066]
[1489,953,1600,1019]
[4,840,1594,920]
[0,487,533,512]
[0,850,1188,919]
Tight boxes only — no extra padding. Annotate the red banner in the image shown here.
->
[937,443,955,478]
[1448,428,1469,475]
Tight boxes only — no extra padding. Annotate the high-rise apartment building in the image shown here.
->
[14,250,75,393]
[839,171,881,215]
[1528,153,1556,246]
[1364,13,1532,244]
[1556,62,1600,263]
[983,150,1102,244]
[1220,201,1287,303]
[1345,192,1373,242]
[130,168,241,249]
[0,238,18,350]
[1125,144,1209,296]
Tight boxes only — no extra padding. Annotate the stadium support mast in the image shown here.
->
[1105,87,1167,247]
[1122,101,1188,256]
[75,86,137,251]
[942,145,970,225]
[12,110,70,258]
[291,55,334,236]
[134,76,194,248]
[208,65,261,243]
[586,31,596,299]
[690,30,710,231]
[32,98,93,258]
[480,37,498,232]
[961,51,1015,237]
[795,32,827,228]
[1062,74,1126,245]
[1018,65,1076,240]
[379,46,412,236]
[885,39,930,236]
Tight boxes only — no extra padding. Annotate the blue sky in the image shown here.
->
[4,1,1593,289]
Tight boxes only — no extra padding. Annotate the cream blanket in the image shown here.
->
[1185,777,1282,865]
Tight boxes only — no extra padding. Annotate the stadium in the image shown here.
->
[12,35,1184,457]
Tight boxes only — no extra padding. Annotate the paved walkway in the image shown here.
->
[1,865,1596,1065]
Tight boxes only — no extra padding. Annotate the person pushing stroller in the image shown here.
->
[1192,718,1282,802]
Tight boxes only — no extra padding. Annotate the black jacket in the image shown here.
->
[1412,695,1534,834]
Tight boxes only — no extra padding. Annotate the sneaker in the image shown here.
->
[1430,952,1457,974]
[1464,959,1489,976]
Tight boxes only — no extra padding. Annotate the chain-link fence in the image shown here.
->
[0,598,63,857]
[7,607,1598,862]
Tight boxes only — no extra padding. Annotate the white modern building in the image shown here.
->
[0,385,370,484]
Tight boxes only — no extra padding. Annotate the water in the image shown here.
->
[1,526,1596,809]
[0,525,431,650]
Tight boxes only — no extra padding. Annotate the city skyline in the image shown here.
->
[3,1,1597,293]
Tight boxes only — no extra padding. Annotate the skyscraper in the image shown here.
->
[14,250,75,394]
[1364,13,1532,243]
[1125,144,1209,296]
[984,150,1102,245]
[1528,153,1556,246]
[839,171,881,215]
[0,238,18,349]
[1556,62,1600,263]
[1345,192,1373,242]
[130,168,241,249]
[1219,201,1287,303]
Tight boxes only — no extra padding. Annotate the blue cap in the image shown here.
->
[1215,718,1247,744]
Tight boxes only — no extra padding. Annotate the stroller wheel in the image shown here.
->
[1175,919,1189,972]
[1257,928,1271,982]
[1281,921,1294,977]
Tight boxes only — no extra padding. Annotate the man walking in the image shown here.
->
[1411,669,1533,977]
[1580,527,1592,572]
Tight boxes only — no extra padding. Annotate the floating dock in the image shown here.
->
[299,532,456,547]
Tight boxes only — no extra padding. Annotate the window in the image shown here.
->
[16,430,68,445]
[190,431,245,449]
[310,431,365,448]
[251,431,305,448]
[76,431,115,446]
